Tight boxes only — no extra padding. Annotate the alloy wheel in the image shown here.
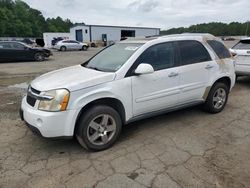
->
[87,114,117,146]
[212,88,227,109]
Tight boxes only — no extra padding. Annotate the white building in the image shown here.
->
[70,24,160,44]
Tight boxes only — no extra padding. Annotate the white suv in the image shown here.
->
[20,34,235,151]
[230,38,250,76]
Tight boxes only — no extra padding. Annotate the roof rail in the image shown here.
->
[159,33,214,38]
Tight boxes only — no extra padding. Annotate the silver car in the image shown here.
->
[54,40,89,51]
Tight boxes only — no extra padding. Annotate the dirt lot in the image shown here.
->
[1,42,250,188]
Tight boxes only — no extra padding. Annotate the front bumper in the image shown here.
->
[20,96,78,138]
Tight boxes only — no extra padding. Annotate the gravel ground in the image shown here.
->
[1,42,250,188]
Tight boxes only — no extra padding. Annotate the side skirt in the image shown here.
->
[126,100,204,124]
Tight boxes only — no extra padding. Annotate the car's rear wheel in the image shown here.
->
[82,45,88,51]
[76,105,122,151]
[203,82,229,113]
[34,52,45,61]
[60,46,67,51]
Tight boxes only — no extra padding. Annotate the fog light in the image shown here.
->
[36,118,43,126]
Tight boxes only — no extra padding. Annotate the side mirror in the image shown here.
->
[134,63,154,75]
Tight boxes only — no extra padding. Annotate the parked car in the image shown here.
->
[54,40,89,51]
[20,34,235,151]
[0,41,52,62]
[230,38,250,76]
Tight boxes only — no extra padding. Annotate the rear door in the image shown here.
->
[63,41,73,50]
[11,42,33,60]
[71,41,81,50]
[177,40,213,104]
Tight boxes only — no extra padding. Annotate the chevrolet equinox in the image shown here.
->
[20,34,236,151]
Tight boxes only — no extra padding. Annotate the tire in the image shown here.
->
[82,45,88,51]
[60,46,67,51]
[76,105,122,151]
[34,52,45,61]
[203,82,229,114]
[91,43,96,47]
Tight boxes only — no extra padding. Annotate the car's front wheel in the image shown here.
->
[34,52,45,61]
[203,82,229,113]
[76,105,122,151]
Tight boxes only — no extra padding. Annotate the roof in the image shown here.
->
[71,24,160,30]
[120,33,217,44]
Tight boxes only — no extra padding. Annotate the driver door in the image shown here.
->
[131,42,181,116]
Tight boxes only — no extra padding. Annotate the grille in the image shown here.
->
[26,86,41,107]
[27,95,36,107]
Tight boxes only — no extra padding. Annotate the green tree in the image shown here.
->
[161,22,250,36]
[0,0,73,37]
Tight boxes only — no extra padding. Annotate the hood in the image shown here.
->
[31,65,116,91]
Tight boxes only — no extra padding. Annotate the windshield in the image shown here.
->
[83,43,143,72]
[233,40,250,50]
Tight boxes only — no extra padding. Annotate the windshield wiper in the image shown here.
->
[86,66,103,71]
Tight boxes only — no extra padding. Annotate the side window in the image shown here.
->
[68,40,78,44]
[207,40,231,59]
[12,43,25,50]
[178,40,211,65]
[0,42,12,49]
[138,42,175,71]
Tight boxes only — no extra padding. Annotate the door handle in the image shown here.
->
[205,65,213,69]
[168,72,179,77]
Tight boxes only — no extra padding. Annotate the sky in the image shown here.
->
[23,0,249,30]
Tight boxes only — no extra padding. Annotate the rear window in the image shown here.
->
[178,40,211,65]
[232,40,250,50]
[207,40,231,59]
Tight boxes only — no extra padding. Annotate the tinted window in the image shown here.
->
[178,40,211,65]
[138,42,175,71]
[68,40,79,43]
[207,40,231,59]
[12,43,25,50]
[232,40,250,50]
[0,42,12,49]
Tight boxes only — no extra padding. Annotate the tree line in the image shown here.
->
[160,22,250,36]
[0,0,249,37]
[0,0,73,37]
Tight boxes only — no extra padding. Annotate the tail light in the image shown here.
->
[231,52,237,57]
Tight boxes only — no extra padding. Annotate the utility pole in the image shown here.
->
[246,21,249,36]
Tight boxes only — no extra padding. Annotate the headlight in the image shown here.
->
[38,89,70,112]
